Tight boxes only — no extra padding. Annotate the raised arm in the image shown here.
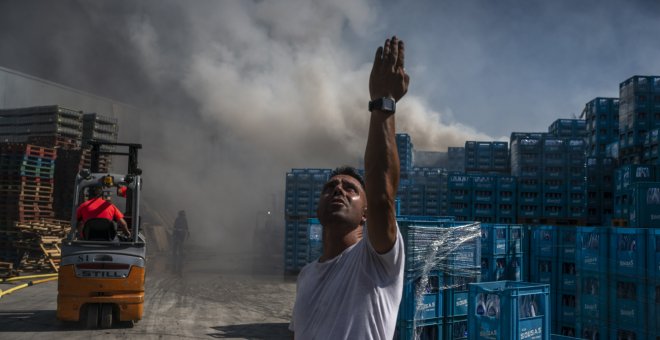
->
[365,36,410,254]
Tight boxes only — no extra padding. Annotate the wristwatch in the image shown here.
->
[368,97,396,113]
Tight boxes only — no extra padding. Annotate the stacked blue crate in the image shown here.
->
[586,157,615,226]
[574,227,609,339]
[548,118,587,138]
[397,133,414,174]
[528,225,557,288]
[648,229,660,339]
[511,133,545,222]
[565,139,587,222]
[396,219,480,340]
[643,128,659,164]
[444,172,473,221]
[609,227,648,338]
[471,174,497,223]
[468,281,551,340]
[583,97,620,158]
[542,137,567,221]
[628,181,660,228]
[613,164,657,223]
[480,223,524,283]
[465,141,510,174]
[618,76,660,165]
[554,226,577,333]
[497,176,517,223]
[283,168,331,272]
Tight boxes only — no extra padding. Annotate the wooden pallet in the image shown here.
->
[39,237,61,272]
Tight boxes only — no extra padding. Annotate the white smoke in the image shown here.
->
[123,1,496,249]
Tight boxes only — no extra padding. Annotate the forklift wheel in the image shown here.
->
[84,304,99,329]
[100,304,113,328]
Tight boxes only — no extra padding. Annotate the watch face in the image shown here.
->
[383,98,395,111]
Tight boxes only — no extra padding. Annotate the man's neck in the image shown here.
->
[319,224,362,262]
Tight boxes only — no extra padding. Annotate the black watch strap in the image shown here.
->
[368,97,396,113]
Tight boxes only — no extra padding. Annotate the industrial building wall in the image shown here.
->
[0,66,141,144]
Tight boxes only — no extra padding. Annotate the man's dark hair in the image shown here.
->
[329,166,365,190]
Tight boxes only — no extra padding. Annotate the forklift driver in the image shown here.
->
[76,186,131,240]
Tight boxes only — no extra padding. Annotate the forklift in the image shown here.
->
[57,142,146,328]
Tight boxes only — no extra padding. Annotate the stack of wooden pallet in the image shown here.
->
[0,220,70,274]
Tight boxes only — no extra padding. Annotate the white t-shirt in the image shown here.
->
[289,228,404,340]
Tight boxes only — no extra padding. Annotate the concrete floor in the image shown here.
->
[0,250,297,339]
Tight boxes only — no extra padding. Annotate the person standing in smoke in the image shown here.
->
[172,210,190,275]
[289,36,409,339]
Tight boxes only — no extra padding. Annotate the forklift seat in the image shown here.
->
[82,218,117,241]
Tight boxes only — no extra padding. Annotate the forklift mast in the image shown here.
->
[88,141,142,175]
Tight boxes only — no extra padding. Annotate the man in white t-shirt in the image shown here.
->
[289,36,410,340]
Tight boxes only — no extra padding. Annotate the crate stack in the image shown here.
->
[612,164,657,226]
[442,172,472,221]
[649,230,660,339]
[398,168,444,217]
[586,157,615,226]
[496,175,517,224]
[464,141,509,174]
[468,281,551,340]
[395,218,480,340]
[511,132,587,225]
[283,168,331,273]
[470,174,496,223]
[52,148,84,221]
[574,227,609,338]
[396,133,414,175]
[447,146,465,172]
[480,224,524,283]
[643,128,659,164]
[81,113,118,173]
[548,118,587,139]
[608,228,648,338]
[511,132,544,223]
[0,105,83,149]
[554,226,578,335]
[583,98,620,158]
[618,75,660,165]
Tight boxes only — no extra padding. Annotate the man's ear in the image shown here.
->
[360,208,367,226]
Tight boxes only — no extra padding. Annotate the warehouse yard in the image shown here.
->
[0,250,296,339]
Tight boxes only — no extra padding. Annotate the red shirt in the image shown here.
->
[76,197,124,224]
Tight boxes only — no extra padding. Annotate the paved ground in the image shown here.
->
[0,250,297,339]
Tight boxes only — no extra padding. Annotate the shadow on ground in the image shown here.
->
[208,322,292,339]
[0,310,133,332]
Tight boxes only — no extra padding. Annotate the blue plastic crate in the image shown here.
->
[444,275,479,317]
[529,225,557,258]
[575,319,607,340]
[610,227,647,277]
[555,289,577,323]
[557,227,577,260]
[575,227,609,273]
[557,259,577,292]
[481,254,523,282]
[394,318,443,340]
[480,224,507,256]
[628,182,660,228]
[528,256,556,288]
[554,321,577,338]
[609,274,647,330]
[444,316,469,339]
[648,280,660,337]
[468,281,550,340]
[650,229,660,280]
[608,327,646,340]
[576,271,608,320]
[399,272,443,321]
[508,225,524,254]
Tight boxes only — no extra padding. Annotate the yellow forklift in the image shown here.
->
[57,142,145,328]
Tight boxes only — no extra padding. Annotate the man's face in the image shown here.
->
[317,175,366,228]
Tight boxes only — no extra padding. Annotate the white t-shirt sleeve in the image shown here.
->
[363,225,405,283]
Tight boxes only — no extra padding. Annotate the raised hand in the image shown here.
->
[369,36,410,102]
